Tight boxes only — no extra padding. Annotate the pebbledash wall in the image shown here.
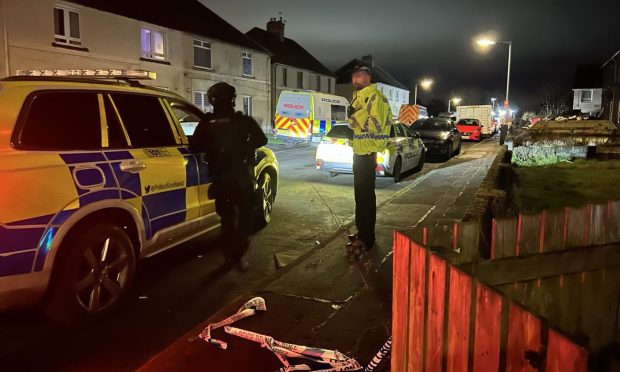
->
[0,0,273,131]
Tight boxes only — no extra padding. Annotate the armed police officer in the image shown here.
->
[190,82,267,271]
[347,65,393,253]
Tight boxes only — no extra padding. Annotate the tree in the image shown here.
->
[425,98,447,117]
[537,85,572,118]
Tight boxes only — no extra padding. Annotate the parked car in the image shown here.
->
[316,123,425,182]
[0,70,279,324]
[410,118,462,161]
[456,118,483,141]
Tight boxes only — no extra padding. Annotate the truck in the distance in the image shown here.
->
[455,105,496,138]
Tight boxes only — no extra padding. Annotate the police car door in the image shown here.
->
[106,93,187,244]
[394,124,414,169]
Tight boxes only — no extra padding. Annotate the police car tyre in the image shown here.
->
[415,149,425,172]
[393,156,403,183]
[45,222,136,325]
[256,171,275,228]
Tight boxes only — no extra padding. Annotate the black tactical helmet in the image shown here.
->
[207,82,236,106]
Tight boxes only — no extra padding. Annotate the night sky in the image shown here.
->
[203,0,619,111]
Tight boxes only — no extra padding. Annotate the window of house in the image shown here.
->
[297,71,304,89]
[17,91,100,150]
[580,90,593,103]
[316,76,321,91]
[141,28,166,61]
[193,91,212,113]
[110,94,176,147]
[282,68,288,87]
[328,78,332,93]
[242,52,253,76]
[242,96,253,116]
[53,5,82,46]
[193,40,212,69]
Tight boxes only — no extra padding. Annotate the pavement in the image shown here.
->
[138,140,502,372]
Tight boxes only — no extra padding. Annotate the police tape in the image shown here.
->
[363,337,391,372]
[225,326,362,371]
[199,297,393,371]
[198,296,266,349]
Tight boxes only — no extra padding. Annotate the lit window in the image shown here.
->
[580,90,593,103]
[242,52,252,76]
[141,28,166,61]
[53,6,81,46]
[242,96,253,116]
[193,91,212,113]
[193,40,212,69]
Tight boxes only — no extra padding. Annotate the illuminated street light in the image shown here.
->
[413,78,433,104]
[474,38,513,116]
[448,97,461,112]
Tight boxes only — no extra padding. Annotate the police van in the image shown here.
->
[275,90,350,144]
[0,69,279,323]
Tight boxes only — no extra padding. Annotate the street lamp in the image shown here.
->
[448,97,461,112]
[413,78,433,104]
[476,38,513,114]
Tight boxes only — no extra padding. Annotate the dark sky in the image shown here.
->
[202,0,619,111]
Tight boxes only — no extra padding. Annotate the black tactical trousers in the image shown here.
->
[353,153,377,247]
[213,170,255,261]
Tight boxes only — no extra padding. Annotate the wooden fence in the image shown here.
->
[392,231,590,372]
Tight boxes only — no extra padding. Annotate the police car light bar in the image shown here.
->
[16,69,157,80]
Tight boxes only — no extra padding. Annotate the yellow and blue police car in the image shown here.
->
[0,70,279,323]
[315,122,425,182]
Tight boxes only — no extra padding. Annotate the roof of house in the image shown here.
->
[573,65,604,89]
[245,28,333,76]
[334,59,409,91]
[67,0,269,53]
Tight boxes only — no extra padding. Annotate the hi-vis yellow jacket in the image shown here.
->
[348,84,393,155]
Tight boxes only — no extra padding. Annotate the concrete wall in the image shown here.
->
[1,0,272,128]
[572,88,603,114]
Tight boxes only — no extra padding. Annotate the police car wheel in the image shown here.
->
[393,157,403,183]
[45,223,136,325]
[256,171,274,227]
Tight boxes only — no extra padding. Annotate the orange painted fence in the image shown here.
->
[492,200,620,259]
[392,231,589,372]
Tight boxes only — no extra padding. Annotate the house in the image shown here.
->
[0,0,273,130]
[335,55,410,116]
[246,17,335,118]
[571,65,603,117]
[601,50,620,126]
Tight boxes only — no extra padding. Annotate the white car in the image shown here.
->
[315,123,425,182]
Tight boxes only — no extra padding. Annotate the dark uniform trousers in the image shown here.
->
[212,167,255,260]
[353,153,377,246]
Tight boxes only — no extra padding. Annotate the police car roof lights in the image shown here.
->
[16,69,157,80]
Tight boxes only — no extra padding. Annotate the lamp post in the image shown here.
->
[413,78,433,104]
[476,39,512,113]
[448,97,461,112]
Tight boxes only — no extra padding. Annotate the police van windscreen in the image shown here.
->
[326,125,353,139]
[277,93,311,119]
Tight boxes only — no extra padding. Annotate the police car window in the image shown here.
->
[402,124,414,137]
[110,94,176,147]
[169,102,203,137]
[331,105,347,121]
[394,124,407,138]
[17,91,101,150]
[104,95,127,148]
[389,125,396,138]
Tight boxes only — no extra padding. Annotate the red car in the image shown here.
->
[456,118,483,141]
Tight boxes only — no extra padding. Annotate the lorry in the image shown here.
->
[455,105,496,137]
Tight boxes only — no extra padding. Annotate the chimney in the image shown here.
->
[267,17,285,42]
[361,55,375,68]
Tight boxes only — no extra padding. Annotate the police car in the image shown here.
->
[315,122,425,182]
[0,69,279,323]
